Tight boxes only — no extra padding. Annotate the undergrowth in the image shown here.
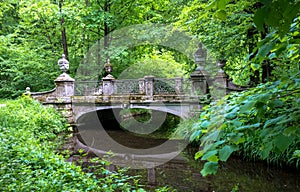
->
[177,72,300,176]
[0,96,150,191]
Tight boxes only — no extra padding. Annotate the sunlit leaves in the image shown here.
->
[219,145,237,161]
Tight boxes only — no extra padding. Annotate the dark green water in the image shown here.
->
[77,110,300,191]
[77,128,300,192]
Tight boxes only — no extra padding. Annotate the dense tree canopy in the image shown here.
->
[0,0,190,98]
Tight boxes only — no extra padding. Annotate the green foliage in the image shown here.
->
[177,0,255,85]
[0,96,145,191]
[118,49,188,79]
[0,96,98,191]
[177,0,300,85]
[178,73,300,176]
[0,0,193,98]
[175,0,300,177]
[251,16,300,79]
[207,0,300,37]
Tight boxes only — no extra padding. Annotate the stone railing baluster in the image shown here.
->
[174,77,183,94]
[139,78,145,94]
[144,76,154,97]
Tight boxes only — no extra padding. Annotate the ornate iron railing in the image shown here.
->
[154,78,176,95]
[74,77,193,96]
[113,79,140,94]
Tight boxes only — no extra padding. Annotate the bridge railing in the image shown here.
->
[154,78,177,95]
[74,77,193,96]
[113,79,140,95]
[75,81,103,96]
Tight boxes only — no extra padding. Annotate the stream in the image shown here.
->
[75,110,300,191]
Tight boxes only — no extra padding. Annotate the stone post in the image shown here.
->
[52,54,75,123]
[174,77,183,94]
[138,78,145,94]
[54,73,75,97]
[102,74,115,96]
[144,76,154,97]
[190,72,209,95]
[147,168,156,185]
[214,61,228,95]
[25,87,31,96]
[191,43,209,95]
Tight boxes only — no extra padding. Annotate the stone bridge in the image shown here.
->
[29,52,246,124]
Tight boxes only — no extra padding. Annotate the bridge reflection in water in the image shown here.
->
[74,109,300,191]
[74,125,300,192]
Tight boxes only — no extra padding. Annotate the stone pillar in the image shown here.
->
[214,61,228,95]
[144,76,154,97]
[54,73,75,124]
[190,73,209,95]
[25,87,31,95]
[138,78,145,94]
[54,73,75,97]
[174,77,183,94]
[191,43,209,95]
[147,168,156,185]
[54,54,75,124]
[102,74,115,96]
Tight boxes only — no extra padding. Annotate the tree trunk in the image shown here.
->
[262,60,273,83]
[261,28,272,83]
[59,0,69,60]
[247,27,260,85]
[104,0,111,59]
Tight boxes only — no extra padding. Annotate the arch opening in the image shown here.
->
[77,108,182,150]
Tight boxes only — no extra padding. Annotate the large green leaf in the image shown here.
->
[215,10,227,20]
[256,42,275,63]
[261,141,273,159]
[219,145,237,161]
[200,162,218,176]
[236,123,261,131]
[254,7,267,32]
[240,101,255,113]
[201,150,218,161]
[263,116,285,128]
[274,134,294,153]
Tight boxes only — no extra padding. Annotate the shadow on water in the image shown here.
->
[76,109,300,192]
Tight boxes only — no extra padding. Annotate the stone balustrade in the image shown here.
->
[74,76,191,97]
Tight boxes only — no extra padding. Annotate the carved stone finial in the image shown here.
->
[58,54,69,73]
[194,43,207,65]
[25,87,31,95]
[104,58,113,74]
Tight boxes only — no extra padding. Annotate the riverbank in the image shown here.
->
[0,97,147,191]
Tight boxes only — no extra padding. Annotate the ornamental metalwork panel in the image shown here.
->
[154,78,176,95]
[113,79,140,94]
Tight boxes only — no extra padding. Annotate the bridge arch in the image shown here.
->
[75,103,191,124]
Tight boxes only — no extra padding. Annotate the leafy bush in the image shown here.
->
[0,96,146,191]
[180,72,300,176]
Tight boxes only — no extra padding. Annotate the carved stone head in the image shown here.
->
[58,54,69,73]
